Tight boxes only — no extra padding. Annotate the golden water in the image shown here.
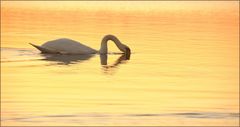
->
[1,1,239,126]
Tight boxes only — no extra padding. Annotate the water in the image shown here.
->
[1,1,239,126]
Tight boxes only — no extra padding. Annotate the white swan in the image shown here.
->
[29,34,131,55]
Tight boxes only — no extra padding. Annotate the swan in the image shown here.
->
[29,34,131,55]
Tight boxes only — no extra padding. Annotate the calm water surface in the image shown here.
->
[1,1,239,126]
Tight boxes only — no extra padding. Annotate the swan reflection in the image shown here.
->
[41,54,94,65]
[41,53,131,71]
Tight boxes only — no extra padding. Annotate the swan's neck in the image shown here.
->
[99,35,125,54]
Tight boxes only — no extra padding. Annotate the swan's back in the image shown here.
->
[41,38,97,54]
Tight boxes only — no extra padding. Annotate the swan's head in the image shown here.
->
[119,44,131,54]
[125,46,131,55]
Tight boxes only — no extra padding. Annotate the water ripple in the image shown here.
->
[2,112,239,122]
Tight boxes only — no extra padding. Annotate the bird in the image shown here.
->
[29,34,131,55]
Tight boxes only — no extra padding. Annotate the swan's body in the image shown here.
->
[30,35,130,55]
[37,38,97,54]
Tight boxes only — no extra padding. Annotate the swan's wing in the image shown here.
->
[41,38,97,54]
[29,43,58,53]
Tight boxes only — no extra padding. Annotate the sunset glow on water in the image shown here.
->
[1,1,239,126]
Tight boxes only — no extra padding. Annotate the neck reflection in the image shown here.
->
[100,53,131,74]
